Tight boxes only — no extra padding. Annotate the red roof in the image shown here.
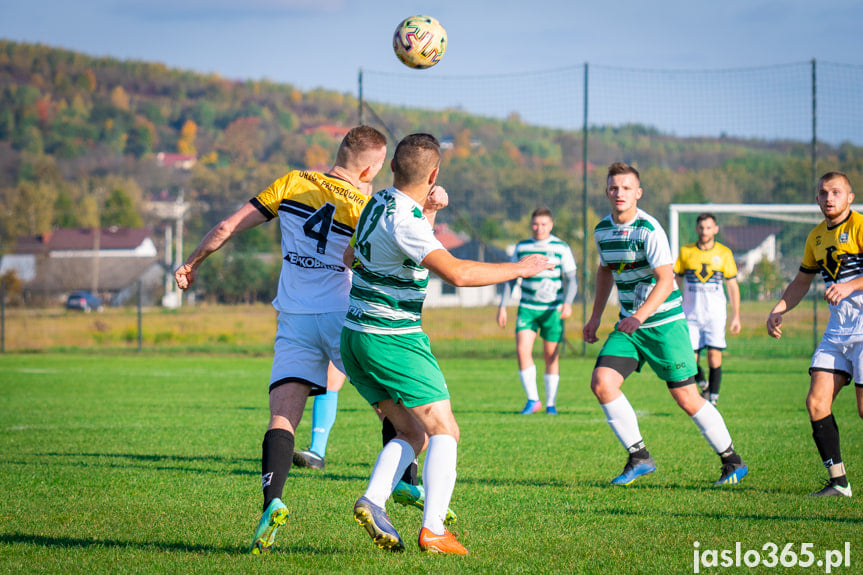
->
[433,223,468,250]
[720,225,782,253]
[156,153,196,169]
[302,124,351,138]
[13,228,153,254]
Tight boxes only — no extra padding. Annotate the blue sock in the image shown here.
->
[309,390,339,457]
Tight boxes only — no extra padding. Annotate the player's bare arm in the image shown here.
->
[766,270,815,339]
[422,250,552,288]
[618,264,674,335]
[343,245,355,269]
[726,277,742,335]
[175,202,268,290]
[497,307,508,328]
[584,265,614,344]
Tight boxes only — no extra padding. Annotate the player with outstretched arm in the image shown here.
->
[175,126,388,554]
[342,133,552,554]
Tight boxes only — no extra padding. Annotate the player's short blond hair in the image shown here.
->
[818,171,852,192]
[336,126,387,167]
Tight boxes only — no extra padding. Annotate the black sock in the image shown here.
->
[708,366,722,395]
[720,445,742,465]
[261,428,294,511]
[628,441,649,459]
[811,414,842,469]
[696,364,705,382]
[381,416,418,485]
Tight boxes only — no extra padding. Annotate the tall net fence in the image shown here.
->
[360,60,863,358]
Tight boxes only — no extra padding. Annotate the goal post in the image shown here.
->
[669,203,823,353]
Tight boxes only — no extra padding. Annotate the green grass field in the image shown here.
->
[1,351,861,574]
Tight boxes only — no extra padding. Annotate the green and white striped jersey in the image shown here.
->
[344,187,445,335]
[594,208,685,328]
[511,235,577,310]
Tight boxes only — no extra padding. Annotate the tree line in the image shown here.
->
[1,40,862,304]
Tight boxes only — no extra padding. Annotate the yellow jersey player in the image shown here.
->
[674,213,741,405]
[175,126,389,553]
[767,171,863,497]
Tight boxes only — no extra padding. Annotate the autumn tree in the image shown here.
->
[177,119,197,155]
[218,117,262,166]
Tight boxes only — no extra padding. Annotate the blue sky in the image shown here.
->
[2,0,862,94]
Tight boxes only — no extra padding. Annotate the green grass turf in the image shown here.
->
[1,353,861,574]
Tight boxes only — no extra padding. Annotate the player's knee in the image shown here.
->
[590,374,614,401]
[805,394,832,419]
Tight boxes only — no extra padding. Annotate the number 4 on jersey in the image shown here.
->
[303,203,336,254]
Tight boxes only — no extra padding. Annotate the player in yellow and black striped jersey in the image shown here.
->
[674,213,741,405]
[768,171,863,498]
[175,126,389,553]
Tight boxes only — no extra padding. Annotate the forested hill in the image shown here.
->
[2,39,862,255]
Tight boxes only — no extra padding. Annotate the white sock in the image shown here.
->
[421,434,458,535]
[364,439,416,508]
[519,365,539,401]
[544,373,560,407]
[691,401,733,454]
[601,394,643,451]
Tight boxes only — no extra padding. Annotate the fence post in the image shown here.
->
[1,280,5,353]
[137,279,143,352]
[811,58,818,351]
[358,68,364,125]
[581,62,589,356]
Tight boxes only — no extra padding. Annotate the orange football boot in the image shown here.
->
[418,527,469,555]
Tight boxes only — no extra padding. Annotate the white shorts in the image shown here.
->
[270,311,346,395]
[687,315,727,351]
[810,334,863,386]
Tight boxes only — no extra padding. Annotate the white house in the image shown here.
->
[719,225,782,280]
[1,227,164,305]
[424,224,509,308]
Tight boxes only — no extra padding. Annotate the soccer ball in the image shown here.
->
[392,15,447,69]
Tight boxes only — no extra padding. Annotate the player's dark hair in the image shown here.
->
[336,125,387,165]
[392,133,441,185]
[531,207,553,220]
[607,161,640,183]
[696,212,717,225]
[818,171,852,192]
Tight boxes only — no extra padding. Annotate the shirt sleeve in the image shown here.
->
[800,228,819,272]
[673,247,684,276]
[251,173,293,220]
[643,225,675,269]
[561,245,577,274]
[722,246,738,279]
[562,269,578,304]
[393,211,445,266]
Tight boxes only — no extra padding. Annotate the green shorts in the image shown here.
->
[340,328,450,408]
[598,318,697,383]
[516,306,563,342]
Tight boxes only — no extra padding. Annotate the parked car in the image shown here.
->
[66,290,103,312]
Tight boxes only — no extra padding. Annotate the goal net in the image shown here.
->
[669,203,824,357]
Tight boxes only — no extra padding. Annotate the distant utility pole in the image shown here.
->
[91,186,105,293]
[174,189,186,307]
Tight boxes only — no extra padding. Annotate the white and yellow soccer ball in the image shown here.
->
[392,15,447,69]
